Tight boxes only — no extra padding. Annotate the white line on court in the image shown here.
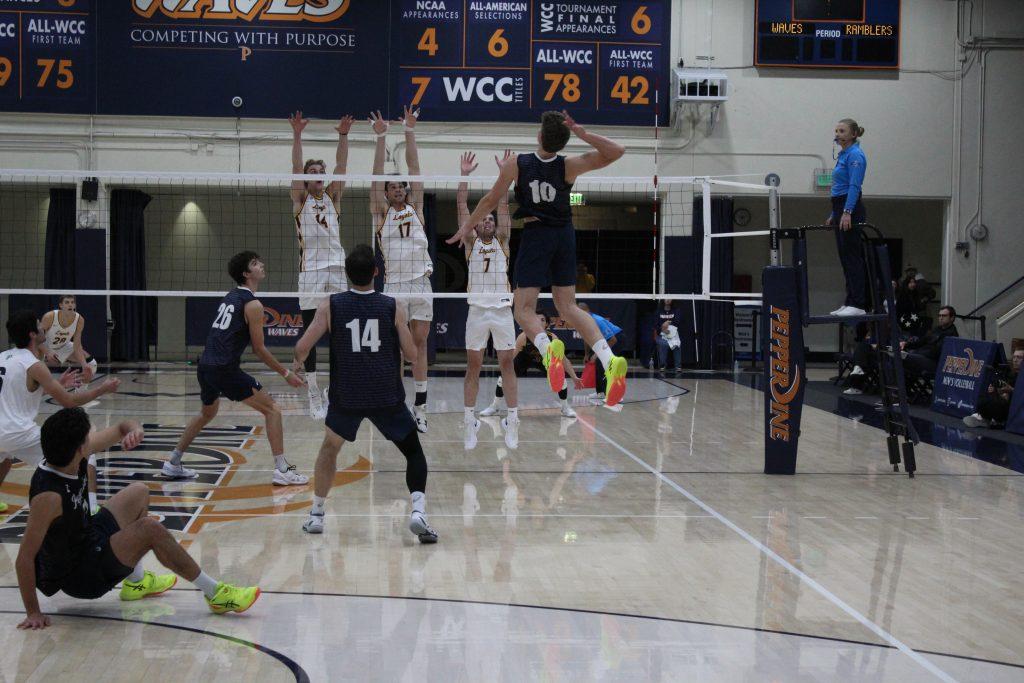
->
[581,418,958,683]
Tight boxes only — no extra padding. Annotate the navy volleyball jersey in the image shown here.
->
[328,290,405,410]
[513,153,573,226]
[29,459,90,595]
[199,287,256,368]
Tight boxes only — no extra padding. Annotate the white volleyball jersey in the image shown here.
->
[0,348,44,435]
[45,311,79,363]
[467,238,511,308]
[295,192,344,272]
[377,204,432,283]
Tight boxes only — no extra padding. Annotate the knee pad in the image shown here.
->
[86,357,98,374]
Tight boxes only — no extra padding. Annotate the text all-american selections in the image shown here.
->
[0,0,95,114]
[0,1,670,126]
[755,0,900,69]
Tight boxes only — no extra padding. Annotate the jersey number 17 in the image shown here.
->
[345,319,381,352]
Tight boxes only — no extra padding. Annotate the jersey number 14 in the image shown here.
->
[345,319,381,352]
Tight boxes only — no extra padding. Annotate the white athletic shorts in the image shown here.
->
[51,343,75,364]
[465,305,515,351]
[385,274,433,322]
[0,426,44,466]
[298,266,347,311]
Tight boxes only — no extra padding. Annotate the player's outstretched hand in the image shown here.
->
[17,613,50,630]
[121,426,144,452]
[573,378,585,391]
[99,378,120,395]
[460,152,478,175]
[335,114,354,135]
[59,368,82,390]
[562,110,585,136]
[369,110,389,136]
[495,149,514,169]
[447,221,476,247]
[399,104,420,129]
[288,111,309,135]
[285,370,306,389]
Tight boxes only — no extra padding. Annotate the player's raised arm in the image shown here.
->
[15,491,61,629]
[495,149,513,243]
[561,111,625,183]
[369,110,389,218]
[457,152,478,254]
[244,299,305,388]
[448,152,518,247]
[294,298,330,374]
[400,105,424,208]
[328,115,354,205]
[289,110,309,206]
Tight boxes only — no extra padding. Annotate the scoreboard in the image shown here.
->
[393,1,669,125]
[0,0,94,114]
[755,0,900,69]
[0,1,669,125]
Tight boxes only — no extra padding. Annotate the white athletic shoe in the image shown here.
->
[830,305,847,315]
[273,465,309,486]
[409,512,438,544]
[161,461,198,480]
[464,416,481,450]
[302,512,324,534]
[834,306,867,317]
[962,413,991,428]
[308,387,327,420]
[588,393,606,406]
[414,405,428,433]
[479,400,504,417]
[843,387,863,395]
[560,403,578,419]
[502,416,520,449]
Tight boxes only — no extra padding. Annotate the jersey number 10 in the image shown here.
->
[345,319,381,353]
[529,180,556,203]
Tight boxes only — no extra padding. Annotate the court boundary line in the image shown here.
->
[2,591,1018,672]
[580,418,959,683]
[0,609,309,682]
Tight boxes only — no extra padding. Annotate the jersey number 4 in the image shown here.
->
[345,319,381,353]
[528,180,556,203]
[212,304,235,330]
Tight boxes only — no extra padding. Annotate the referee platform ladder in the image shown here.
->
[771,223,920,478]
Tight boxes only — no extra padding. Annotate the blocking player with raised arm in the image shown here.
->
[449,111,629,406]
[458,151,519,451]
[163,252,308,485]
[289,110,354,419]
[40,295,98,382]
[15,408,259,630]
[369,106,433,433]
[294,245,437,543]
[0,310,120,514]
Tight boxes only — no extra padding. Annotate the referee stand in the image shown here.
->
[763,223,920,477]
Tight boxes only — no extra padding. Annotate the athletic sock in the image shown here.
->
[169,449,183,466]
[306,372,319,393]
[495,376,504,398]
[414,381,428,407]
[592,339,614,366]
[507,407,518,421]
[311,495,326,516]
[411,490,426,516]
[274,454,290,472]
[464,407,475,421]
[533,333,551,356]
[559,388,568,401]
[193,571,220,599]
[126,562,145,583]
[88,491,98,510]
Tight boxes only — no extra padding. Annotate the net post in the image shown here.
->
[768,184,781,266]
[701,179,712,297]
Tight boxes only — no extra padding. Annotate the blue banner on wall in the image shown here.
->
[2,1,670,125]
[762,266,805,475]
[186,296,325,348]
[931,338,1005,418]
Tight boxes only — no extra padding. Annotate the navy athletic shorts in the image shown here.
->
[513,222,577,289]
[197,365,262,405]
[325,403,417,442]
[57,508,134,600]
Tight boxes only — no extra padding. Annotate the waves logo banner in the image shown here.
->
[762,266,805,474]
[941,347,985,379]
[132,0,350,22]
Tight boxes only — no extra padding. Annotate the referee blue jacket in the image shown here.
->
[832,141,867,213]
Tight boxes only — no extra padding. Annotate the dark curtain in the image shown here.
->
[693,195,735,369]
[110,189,154,361]
[43,188,77,292]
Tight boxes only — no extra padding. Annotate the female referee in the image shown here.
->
[826,118,869,317]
